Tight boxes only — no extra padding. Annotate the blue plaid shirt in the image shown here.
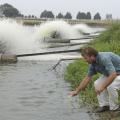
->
[88,52,120,77]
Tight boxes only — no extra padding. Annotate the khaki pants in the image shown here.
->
[94,75,120,110]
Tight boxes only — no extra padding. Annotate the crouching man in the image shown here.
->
[70,47,120,112]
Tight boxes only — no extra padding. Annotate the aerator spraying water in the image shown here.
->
[0,19,98,63]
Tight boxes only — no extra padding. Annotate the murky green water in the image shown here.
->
[0,60,98,120]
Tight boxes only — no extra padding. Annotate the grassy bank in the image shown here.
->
[64,23,120,108]
[18,18,120,27]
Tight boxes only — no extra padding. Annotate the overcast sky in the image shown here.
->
[0,0,119,19]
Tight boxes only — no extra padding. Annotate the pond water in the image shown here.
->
[0,60,98,120]
[0,20,104,120]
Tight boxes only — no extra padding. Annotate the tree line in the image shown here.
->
[0,3,101,20]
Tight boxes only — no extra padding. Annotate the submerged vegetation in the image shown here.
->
[65,23,120,109]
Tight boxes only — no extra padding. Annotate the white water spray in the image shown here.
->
[73,24,93,34]
[34,20,82,41]
[0,19,39,54]
[0,19,93,60]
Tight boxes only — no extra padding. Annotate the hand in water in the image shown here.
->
[69,90,78,96]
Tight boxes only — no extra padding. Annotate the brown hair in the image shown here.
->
[81,46,98,57]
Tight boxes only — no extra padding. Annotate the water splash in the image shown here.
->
[73,24,93,34]
[34,20,81,42]
[0,19,93,60]
[0,19,39,54]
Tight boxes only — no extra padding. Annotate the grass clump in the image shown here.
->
[91,23,120,54]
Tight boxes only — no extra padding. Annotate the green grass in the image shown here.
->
[22,19,42,25]
[91,23,120,54]
[64,23,120,108]
[18,19,120,26]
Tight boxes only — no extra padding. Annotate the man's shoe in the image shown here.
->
[95,106,109,113]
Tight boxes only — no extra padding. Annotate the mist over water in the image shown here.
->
[35,20,81,40]
[0,19,93,60]
[0,19,39,54]
[73,24,93,34]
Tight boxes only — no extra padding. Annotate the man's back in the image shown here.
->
[88,52,120,76]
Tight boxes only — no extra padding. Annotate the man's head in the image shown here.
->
[81,46,98,64]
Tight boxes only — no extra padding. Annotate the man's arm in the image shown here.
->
[95,72,117,95]
[69,76,92,96]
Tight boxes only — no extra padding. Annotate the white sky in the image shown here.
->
[0,0,119,19]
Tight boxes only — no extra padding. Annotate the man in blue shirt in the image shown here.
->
[70,46,120,112]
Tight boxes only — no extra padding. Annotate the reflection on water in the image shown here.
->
[0,61,97,120]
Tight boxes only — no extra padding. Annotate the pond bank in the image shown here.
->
[64,23,120,119]
[17,18,120,27]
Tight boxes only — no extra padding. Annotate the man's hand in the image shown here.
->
[69,90,79,96]
[95,86,104,95]
[95,72,117,95]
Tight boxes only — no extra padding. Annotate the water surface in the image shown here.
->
[0,61,98,120]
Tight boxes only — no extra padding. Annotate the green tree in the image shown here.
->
[40,10,47,18]
[64,12,72,19]
[40,10,54,18]
[76,12,87,19]
[76,12,81,19]
[86,12,91,19]
[47,11,54,18]
[0,3,21,17]
[94,12,101,20]
[56,13,64,18]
